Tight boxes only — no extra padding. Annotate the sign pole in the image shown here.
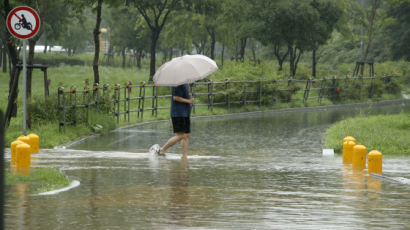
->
[6,6,41,135]
[22,39,27,135]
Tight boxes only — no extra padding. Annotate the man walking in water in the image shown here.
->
[150,83,194,156]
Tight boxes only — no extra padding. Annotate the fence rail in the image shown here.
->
[57,75,393,132]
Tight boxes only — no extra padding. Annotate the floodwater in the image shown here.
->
[5,101,410,230]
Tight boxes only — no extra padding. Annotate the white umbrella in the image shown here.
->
[153,54,218,86]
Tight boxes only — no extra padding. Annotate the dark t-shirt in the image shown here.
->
[170,84,191,117]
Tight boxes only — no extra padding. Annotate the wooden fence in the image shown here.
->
[57,75,390,132]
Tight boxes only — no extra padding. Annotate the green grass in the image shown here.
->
[5,167,71,193]
[323,113,410,156]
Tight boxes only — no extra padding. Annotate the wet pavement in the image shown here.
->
[4,101,410,229]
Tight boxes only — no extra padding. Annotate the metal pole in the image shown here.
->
[0,110,5,230]
[22,40,27,135]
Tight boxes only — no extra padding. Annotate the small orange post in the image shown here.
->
[343,136,356,144]
[343,141,356,163]
[352,144,367,169]
[10,140,24,166]
[28,133,39,153]
[16,143,31,176]
[368,150,382,174]
[17,136,32,153]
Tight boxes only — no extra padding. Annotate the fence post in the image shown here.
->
[303,78,311,104]
[243,83,247,106]
[137,82,146,119]
[258,80,262,107]
[70,86,77,126]
[93,83,99,105]
[152,85,156,116]
[225,79,230,111]
[58,87,65,133]
[368,75,375,98]
[103,84,109,113]
[114,84,120,123]
[358,75,363,100]
[141,82,146,118]
[83,86,89,124]
[332,76,337,100]
[318,77,326,104]
[210,80,214,112]
[127,82,132,122]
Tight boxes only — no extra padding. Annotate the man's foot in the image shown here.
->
[149,144,165,156]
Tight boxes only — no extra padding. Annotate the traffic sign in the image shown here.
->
[5,6,41,135]
[6,6,40,40]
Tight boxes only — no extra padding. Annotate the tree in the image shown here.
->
[61,13,92,55]
[3,0,21,127]
[41,0,71,53]
[219,0,255,62]
[192,0,222,60]
[108,7,150,68]
[66,0,121,84]
[309,0,343,76]
[253,0,289,71]
[385,0,410,61]
[23,0,47,101]
[129,0,182,81]
[162,11,201,57]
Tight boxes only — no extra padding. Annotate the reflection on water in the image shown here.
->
[4,101,410,229]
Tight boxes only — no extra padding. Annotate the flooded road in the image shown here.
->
[5,101,410,229]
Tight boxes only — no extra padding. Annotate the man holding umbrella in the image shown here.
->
[150,54,218,156]
[150,83,194,156]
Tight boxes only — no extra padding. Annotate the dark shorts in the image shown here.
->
[171,117,190,133]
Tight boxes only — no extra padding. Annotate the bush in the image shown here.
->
[28,96,59,124]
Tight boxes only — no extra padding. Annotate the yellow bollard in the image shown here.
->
[368,150,382,175]
[352,144,367,169]
[10,140,24,166]
[17,136,32,153]
[28,133,39,153]
[343,136,356,144]
[16,143,31,167]
[343,141,356,163]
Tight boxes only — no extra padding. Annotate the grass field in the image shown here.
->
[323,113,410,156]
[5,167,71,193]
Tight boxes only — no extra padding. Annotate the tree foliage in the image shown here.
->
[385,0,410,61]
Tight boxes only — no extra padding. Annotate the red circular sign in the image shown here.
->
[6,6,40,39]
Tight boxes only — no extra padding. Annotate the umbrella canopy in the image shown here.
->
[153,54,218,86]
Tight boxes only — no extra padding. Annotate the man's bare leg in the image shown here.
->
[181,133,190,156]
[160,132,184,154]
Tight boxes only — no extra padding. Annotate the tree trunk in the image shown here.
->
[274,44,288,71]
[137,50,142,69]
[288,45,302,77]
[239,38,247,62]
[2,46,7,73]
[312,48,317,77]
[169,47,173,60]
[93,0,103,84]
[149,30,159,81]
[121,48,126,68]
[363,0,380,65]
[43,35,48,53]
[162,48,168,64]
[251,40,257,66]
[0,46,3,69]
[221,44,225,67]
[4,0,21,127]
[210,30,216,60]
